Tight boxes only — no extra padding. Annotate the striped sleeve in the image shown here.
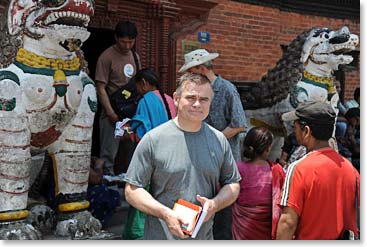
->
[279,155,306,207]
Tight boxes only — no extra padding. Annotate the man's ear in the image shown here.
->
[173,92,179,107]
[304,125,312,140]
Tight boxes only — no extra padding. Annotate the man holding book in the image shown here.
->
[124,73,241,239]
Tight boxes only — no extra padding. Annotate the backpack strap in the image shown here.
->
[132,50,140,72]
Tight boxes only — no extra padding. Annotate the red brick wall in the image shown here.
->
[176,0,360,101]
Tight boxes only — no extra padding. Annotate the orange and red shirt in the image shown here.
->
[280,147,360,240]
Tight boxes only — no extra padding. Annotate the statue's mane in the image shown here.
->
[241,28,315,110]
[0,1,22,68]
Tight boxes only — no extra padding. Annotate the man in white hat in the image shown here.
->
[179,49,247,240]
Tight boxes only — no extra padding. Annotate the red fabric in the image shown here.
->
[236,161,272,206]
[269,161,286,239]
[153,90,177,118]
[280,147,360,239]
[232,161,285,240]
[232,203,272,240]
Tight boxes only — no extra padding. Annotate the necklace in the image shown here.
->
[302,70,333,90]
[15,48,80,71]
[14,48,81,97]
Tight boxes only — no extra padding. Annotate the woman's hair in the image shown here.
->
[243,127,273,160]
[134,68,172,119]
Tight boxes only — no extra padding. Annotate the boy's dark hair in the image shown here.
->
[345,107,360,120]
[115,21,138,39]
[243,127,273,160]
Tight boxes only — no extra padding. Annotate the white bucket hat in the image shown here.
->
[178,49,219,73]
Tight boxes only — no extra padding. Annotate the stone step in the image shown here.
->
[41,187,130,240]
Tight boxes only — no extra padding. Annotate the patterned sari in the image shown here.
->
[232,161,285,240]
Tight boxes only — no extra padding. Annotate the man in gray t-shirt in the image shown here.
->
[124,73,241,240]
[179,49,247,240]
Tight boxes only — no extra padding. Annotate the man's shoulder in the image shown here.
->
[145,120,174,136]
[215,76,238,92]
[345,99,359,109]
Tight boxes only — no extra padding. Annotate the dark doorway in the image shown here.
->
[82,27,115,157]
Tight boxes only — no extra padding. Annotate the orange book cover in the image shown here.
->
[172,199,202,235]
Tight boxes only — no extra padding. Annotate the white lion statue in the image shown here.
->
[241,26,359,160]
[0,0,100,239]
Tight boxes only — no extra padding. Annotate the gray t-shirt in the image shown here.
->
[124,120,241,240]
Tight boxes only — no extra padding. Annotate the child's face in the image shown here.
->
[136,81,145,95]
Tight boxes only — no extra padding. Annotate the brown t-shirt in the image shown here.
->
[95,45,139,95]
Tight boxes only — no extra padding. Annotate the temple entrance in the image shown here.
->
[82,27,115,157]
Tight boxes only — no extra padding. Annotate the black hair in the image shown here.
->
[345,107,360,120]
[298,120,333,141]
[243,127,273,160]
[134,68,172,119]
[353,87,360,101]
[115,21,138,39]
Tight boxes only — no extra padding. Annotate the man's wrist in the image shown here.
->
[211,198,220,213]
[160,206,173,222]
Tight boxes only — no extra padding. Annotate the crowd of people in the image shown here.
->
[89,20,360,240]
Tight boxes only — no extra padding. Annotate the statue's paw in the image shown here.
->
[0,220,42,240]
[28,204,57,234]
[55,210,102,239]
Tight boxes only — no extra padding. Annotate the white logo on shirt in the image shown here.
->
[124,64,134,78]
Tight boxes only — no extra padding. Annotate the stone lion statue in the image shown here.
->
[241,26,359,160]
[0,0,100,239]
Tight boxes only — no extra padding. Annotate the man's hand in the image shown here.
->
[163,209,190,239]
[96,81,119,125]
[107,112,119,125]
[196,195,218,222]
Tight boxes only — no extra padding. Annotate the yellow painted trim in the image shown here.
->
[58,201,90,212]
[250,118,284,135]
[0,210,29,221]
[303,70,333,87]
[16,48,80,70]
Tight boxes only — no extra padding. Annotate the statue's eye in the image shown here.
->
[320,33,329,39]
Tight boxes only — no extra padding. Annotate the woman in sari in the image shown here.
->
[232,127,285,240]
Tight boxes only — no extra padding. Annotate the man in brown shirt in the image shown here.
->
[95,20,140,175]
